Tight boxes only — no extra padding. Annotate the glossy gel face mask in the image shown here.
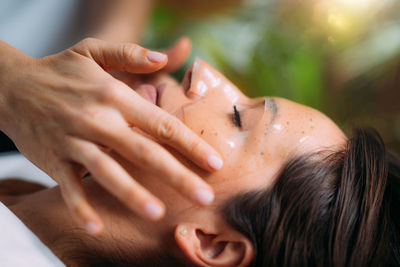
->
[153,58,346,193]
[179,59,279,181]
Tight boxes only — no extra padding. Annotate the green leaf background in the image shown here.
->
[144,0,400,151]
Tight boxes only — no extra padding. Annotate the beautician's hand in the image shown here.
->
[0,38,222,235]
[111,37,193,89]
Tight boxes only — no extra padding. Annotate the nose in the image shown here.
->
[185,58,242,104]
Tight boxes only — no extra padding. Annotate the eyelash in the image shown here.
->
[232,105,241,128]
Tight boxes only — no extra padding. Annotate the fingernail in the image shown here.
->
[195,188,215,205]
[86,221,100,235]
[146,51,167,63]
[144,202,164,220]
[208,155,223,170]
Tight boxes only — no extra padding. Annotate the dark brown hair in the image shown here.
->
[222,127,400,266]
[83,127,399,266]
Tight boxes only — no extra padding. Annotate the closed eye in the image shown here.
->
[232,105,241,128]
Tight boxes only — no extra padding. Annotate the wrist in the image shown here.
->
[0,41,32,134]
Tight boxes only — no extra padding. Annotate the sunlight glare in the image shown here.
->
[334,0,376,10]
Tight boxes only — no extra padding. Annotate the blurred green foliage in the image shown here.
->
[144,0,400,151]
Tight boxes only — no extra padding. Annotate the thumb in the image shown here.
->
[71,38,168,74]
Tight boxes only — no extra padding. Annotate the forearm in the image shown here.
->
[88,0,154,43]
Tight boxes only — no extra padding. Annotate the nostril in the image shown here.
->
[181,63,194,93]
[182,62,207,100]
[186,71,192,91]
[182,70,192,93]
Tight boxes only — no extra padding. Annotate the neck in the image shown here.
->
[7,178,166,266]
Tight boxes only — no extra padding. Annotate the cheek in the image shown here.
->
[210,160,283,198]
[159,85,191,115]
[182,102,256,174]
[182,102,236,150]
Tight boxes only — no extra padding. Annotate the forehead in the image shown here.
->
[270,98,346,152]
[250,97,346,169]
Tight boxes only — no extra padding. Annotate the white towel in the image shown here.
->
[0,152,56,187]
[0,152,64,266]
[0,202,65,267]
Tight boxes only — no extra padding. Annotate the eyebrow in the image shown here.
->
[264,97,278,125]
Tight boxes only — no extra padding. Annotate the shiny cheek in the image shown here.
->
[210,111,282,188]
[209,111,318,193]
[182,99,243,155]
[183,67,249,156]
[220,105,312,183]
[158,84,191,115]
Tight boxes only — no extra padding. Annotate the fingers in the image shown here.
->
[86,121,215,206]
[57,163,103,235]
[69,139,167,221]
[162,37,192,73]
[71,38,168,73]
[120,93,223,172]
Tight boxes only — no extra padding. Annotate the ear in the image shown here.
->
[174,224,254,267]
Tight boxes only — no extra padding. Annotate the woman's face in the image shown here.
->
[122,58,346,213]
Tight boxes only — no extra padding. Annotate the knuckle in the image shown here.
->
[60,186,82,215]
[79,37,96,48]
[77,108,104,133]
[71,201,84,217]
[72,108,119,141]
[137,145,155,166]
[154,116,181,142]
[79,106,96,122]
[59,183,70,200]
[122,186,140,205]
[168,172,186,188]
[97,81,122,103]
[88,154,106,171]
[189,139,203,156]
[122,43,140,61]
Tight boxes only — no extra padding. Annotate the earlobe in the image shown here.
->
[174,224,254,267]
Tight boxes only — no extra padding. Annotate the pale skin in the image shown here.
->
[4,58,346,266]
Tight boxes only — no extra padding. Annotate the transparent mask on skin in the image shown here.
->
[182,59,270,155]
